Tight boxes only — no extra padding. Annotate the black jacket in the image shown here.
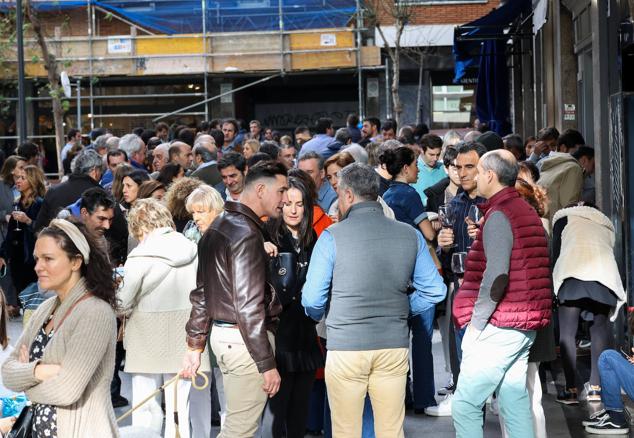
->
[34,174,129,265]
[191,163,222,187]
[424,177,450,213]
[266,226,323,373]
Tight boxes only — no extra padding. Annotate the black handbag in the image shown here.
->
[8,403,33,438]
[268,252,298,307]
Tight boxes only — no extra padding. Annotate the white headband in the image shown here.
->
[49,219,90,265]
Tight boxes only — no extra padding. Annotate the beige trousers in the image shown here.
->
[325,348,409,438]
[210,326,275,438]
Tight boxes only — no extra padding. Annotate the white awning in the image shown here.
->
[374,24,456,48]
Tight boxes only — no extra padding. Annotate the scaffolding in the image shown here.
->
[0,0,374,147]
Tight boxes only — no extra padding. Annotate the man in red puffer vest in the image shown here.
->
[451,149,551,438]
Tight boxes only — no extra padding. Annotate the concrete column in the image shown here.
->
[557,5,578,132]
[208,79,235,119]
[521,26,535,138]
[590,0,611,213]
[511,45,523,135]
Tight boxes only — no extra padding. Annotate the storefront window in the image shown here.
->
[431,84,475,130]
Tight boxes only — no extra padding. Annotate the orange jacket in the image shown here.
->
[312,206,333,237]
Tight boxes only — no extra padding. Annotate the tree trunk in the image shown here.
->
[25,0,64,177]
[416,52,423,123]
[390,19,405,125]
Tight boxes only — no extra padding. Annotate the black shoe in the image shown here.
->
[438,382,456,396]
[583,409,608,427]
[556,388,579,405]
[585,413,629,434]
[111,395,129,408]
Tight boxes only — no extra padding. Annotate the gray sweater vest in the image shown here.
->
[326,201,418,351]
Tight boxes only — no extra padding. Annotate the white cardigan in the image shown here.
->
[552,206,626,321]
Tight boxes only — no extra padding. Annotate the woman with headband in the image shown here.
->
[1,218,120,437]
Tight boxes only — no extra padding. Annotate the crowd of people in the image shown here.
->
[0,113,628,437]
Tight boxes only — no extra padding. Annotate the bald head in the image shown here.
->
[477,149,519,199]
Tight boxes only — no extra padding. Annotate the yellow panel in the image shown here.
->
[360,46,381,66]
[291,51,355,70]
[211,55,282,73]
[289,31,354,50]
[137,35,203,55]
[25,63,47,77]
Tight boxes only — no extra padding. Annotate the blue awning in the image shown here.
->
[453,0,532,136]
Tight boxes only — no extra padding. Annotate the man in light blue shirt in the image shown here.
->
[302,163,445,437]
[411,134,446,206]
[298,117,337,159]
[298,152,337,213]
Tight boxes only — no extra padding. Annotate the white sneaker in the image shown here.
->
[424,394,453,417]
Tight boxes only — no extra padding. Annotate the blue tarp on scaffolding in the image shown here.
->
[0,0,356,34]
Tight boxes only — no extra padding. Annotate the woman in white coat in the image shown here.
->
[552,202,626,405]
[118,198,208,438]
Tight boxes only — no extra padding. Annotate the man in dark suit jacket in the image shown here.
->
[190,143,222,187]
[35,149,129,264]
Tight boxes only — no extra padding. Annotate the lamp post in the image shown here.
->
[16,0,27,144]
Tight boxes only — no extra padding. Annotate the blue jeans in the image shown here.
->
[410,306,436,409]
[599,349,634,411]
[452,324,535,438]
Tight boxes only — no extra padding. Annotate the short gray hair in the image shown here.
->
[479,150,519,187]
[106,136,120,149]
[298,151,324,170]
[193,144,216,163]
[94,134,112,150]
[338,163,380,201]
[72,149,104,175]
[335,127,351,144]
[119,134,143,156]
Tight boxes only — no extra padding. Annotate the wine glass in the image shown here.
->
[468,205,482,224]
[451,252,467,275]
[466,205,482,249]
[12,192,21,232]
[438,204,457,248]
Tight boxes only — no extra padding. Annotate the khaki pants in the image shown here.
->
[325,348,409,438]
[210,326,275,438]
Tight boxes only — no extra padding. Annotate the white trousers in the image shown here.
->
[131,372,191,438]
[189,367,226,437]
[499,362,546,438]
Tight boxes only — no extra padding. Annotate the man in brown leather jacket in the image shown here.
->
[182,161,288,437]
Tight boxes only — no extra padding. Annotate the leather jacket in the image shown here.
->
[185,201,281,373]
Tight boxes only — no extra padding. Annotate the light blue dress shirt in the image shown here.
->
[302,229,446,321]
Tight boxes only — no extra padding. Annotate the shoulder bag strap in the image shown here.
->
[54,293,93,332]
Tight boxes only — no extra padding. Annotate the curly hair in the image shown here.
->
[164,177,204,221]
[515,178,549,218]
[20,165,47,207]
[127,198,175,241]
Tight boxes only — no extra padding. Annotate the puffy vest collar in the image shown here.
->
[479,186,519,216]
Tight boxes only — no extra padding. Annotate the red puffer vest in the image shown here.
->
[452,187,552,330]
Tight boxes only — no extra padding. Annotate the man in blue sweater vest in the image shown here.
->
[302,163,446,437]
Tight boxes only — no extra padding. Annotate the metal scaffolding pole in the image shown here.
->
[16,0,27,143]
[355,0,363,118]
[278,0,285,75]
[88,0,95,129]
[202,0,209,120]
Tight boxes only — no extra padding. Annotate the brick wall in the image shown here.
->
[33,9,134,38]
[374,0,501,26]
